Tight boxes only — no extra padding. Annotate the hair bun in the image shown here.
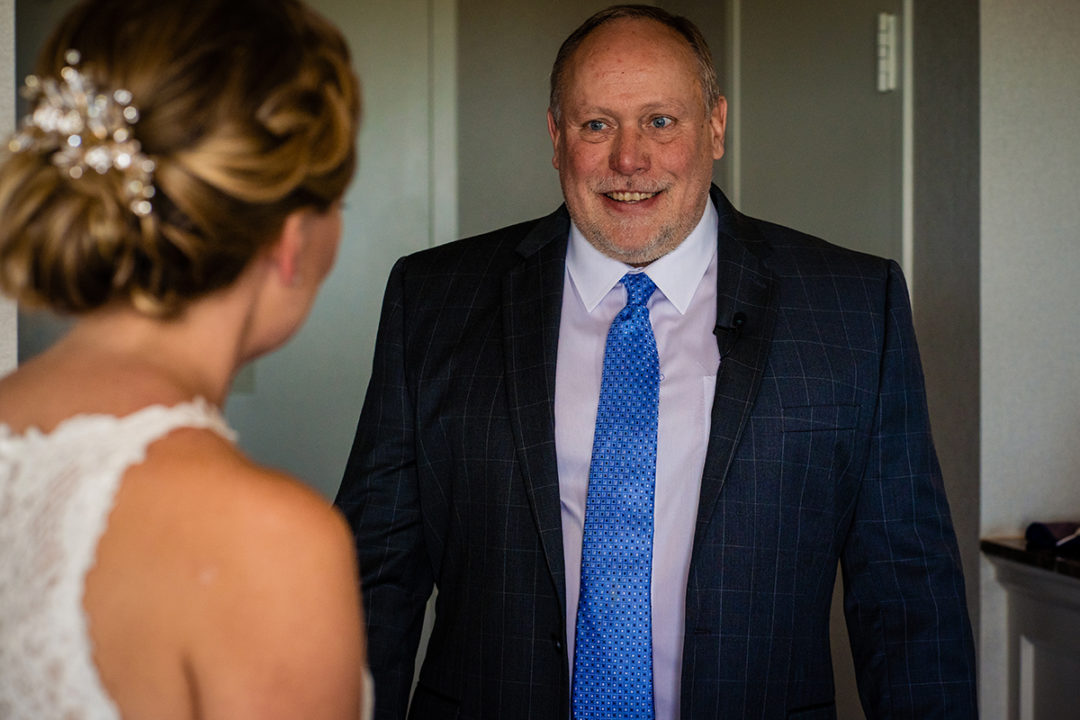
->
[0,0,360,317]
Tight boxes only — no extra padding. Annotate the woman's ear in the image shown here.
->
[267,212,308,287]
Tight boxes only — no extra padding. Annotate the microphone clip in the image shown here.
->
[713,311,746,358]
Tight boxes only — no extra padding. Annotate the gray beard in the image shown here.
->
[576,216,689,266]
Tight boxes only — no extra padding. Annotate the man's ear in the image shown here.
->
[710,96,728,161]
[268,211,307,287]
[547,109,562,170]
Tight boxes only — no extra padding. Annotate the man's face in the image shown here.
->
[548,17,726,265]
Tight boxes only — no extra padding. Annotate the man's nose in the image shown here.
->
[609,128,649,175]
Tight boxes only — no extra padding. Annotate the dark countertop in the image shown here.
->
[981,537,1080,581]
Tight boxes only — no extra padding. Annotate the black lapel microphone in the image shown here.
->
[713,311,747,359]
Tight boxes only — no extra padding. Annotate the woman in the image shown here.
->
[0,1,369,718]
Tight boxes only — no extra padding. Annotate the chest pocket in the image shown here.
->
[774,403,860,515]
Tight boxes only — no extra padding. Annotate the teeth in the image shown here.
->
[607,191,656,202]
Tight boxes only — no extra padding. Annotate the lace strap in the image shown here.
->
[109,396,237,447]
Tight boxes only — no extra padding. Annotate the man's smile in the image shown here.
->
[604,190,659,203]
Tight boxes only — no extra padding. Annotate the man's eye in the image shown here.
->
[586,120,607,132]
[650,116,674,129]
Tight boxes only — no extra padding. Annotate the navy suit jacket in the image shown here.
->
[336,187,977,719]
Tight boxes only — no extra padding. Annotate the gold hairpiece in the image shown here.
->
[7,49,156,217]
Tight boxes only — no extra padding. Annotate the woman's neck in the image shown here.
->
[51,285,258,409]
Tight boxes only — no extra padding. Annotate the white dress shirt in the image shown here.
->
[555,202,720,720]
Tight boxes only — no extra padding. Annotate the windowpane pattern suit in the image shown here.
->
[335,187,977,719]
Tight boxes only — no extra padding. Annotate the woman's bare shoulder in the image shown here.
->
[137,428,348,542]
[123,427,360,616]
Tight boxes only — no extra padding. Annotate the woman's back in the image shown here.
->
[0,0,367,715]
[0,353,369,720]
[0,398,233,720]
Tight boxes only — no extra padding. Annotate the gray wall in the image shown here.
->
[979,0,1080,716]
[456,0,602,237]
[224,0,439,497]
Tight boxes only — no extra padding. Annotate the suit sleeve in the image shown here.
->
[335,257,433,720]
[840,261,978,718]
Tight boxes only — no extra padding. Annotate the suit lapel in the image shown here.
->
[498,192,777,608]
[695,186,779,543]
[502,207,571,611]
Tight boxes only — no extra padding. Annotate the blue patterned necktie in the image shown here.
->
[572,271,659,720]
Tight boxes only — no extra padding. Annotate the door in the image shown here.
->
[725,0,905,264]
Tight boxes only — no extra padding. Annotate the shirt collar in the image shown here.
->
[566,200,718,314]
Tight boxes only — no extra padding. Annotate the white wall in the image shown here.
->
[980,0,1080,715]
[0,0,15,374]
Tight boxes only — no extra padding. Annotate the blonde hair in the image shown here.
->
[0,0,360,316]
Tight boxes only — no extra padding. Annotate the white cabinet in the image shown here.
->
[984,540,1080,720]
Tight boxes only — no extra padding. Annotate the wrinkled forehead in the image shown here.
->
[561,18,703,104]
[566,19,698,84]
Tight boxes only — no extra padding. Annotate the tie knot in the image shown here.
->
[621,272,656,308]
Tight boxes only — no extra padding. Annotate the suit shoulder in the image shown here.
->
[398,210,563,274]
[741,213,894,280]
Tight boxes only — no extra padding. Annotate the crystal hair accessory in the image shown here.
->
[7,49,156,217]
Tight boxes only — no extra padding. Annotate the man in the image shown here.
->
[336,5,977,719]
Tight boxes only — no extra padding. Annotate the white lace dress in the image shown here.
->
[0,399,235,719]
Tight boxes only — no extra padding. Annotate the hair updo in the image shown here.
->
[0,0,360,316]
